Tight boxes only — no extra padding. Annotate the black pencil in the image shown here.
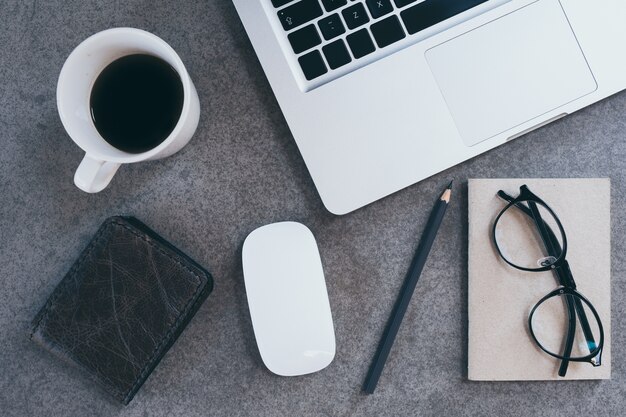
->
[363,181,453,394]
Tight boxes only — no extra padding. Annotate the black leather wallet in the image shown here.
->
[30,216,213,404]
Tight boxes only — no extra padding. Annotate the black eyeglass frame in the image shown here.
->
[493,186,567,273]
[491,184,604,376]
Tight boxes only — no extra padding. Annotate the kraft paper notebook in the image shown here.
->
[468,178,611,380]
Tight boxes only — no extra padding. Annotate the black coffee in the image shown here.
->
[90,54,184,153]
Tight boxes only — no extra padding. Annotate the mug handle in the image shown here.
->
[74,155,121,193]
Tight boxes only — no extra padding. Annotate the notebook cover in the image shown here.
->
[30,216,213,403]
[468,179,611,380]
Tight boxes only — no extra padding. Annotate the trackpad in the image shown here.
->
[425,0,597,147]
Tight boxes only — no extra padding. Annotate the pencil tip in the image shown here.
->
[440,181,453,202]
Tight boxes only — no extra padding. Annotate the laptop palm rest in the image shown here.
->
[425,0,597,147]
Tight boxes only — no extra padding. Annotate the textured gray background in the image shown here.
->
[0,1,624,416]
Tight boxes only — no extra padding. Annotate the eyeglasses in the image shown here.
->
[491,185,604,377]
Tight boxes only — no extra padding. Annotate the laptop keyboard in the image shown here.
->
[272,0,490,85]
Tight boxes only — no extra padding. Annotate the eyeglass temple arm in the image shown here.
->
[526,200,575,376]
[560,262,602,365]
[559,295,577,376]
[498,191,600,366]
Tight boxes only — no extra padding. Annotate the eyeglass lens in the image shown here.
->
[530,291,602,361]
[494,200,564,270]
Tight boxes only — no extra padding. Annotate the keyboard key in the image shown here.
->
[365,0,393,19]
[370,15,406,48]
[393,0,417,7]
[272,0,294,8]
[346,29,376,59]
[278,0,323,31]
[342,3,370,30]
[401,0,488,35]
[288,24,322,54]
[298,50,328,80]
[318,13,346,40]
[321,0,347,12]
[322,39,352,69]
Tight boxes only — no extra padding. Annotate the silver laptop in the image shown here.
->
[232,0,626,214]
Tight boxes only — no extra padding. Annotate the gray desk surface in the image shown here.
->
[1,1,624,416]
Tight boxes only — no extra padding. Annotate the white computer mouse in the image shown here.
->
[242,221,335,376]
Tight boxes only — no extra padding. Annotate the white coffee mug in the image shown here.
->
[57,28,200,193]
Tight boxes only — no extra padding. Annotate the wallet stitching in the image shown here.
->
[109,219,203,286]
[31,218,205,402]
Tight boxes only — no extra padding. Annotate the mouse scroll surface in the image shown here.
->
[425,0,597,147]
[242,222,335,376]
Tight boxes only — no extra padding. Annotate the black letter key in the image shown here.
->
[365,0,393,19]
[318,13,346,40]
[272,0,294,8]
[288,24,322,54]
[321,0,347,12]
[322,39,352,69]
[278,0,323,31]
[298,50,328,80]
[370,15,406,48]
[342,3,370,30]
[346,28,376,59]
